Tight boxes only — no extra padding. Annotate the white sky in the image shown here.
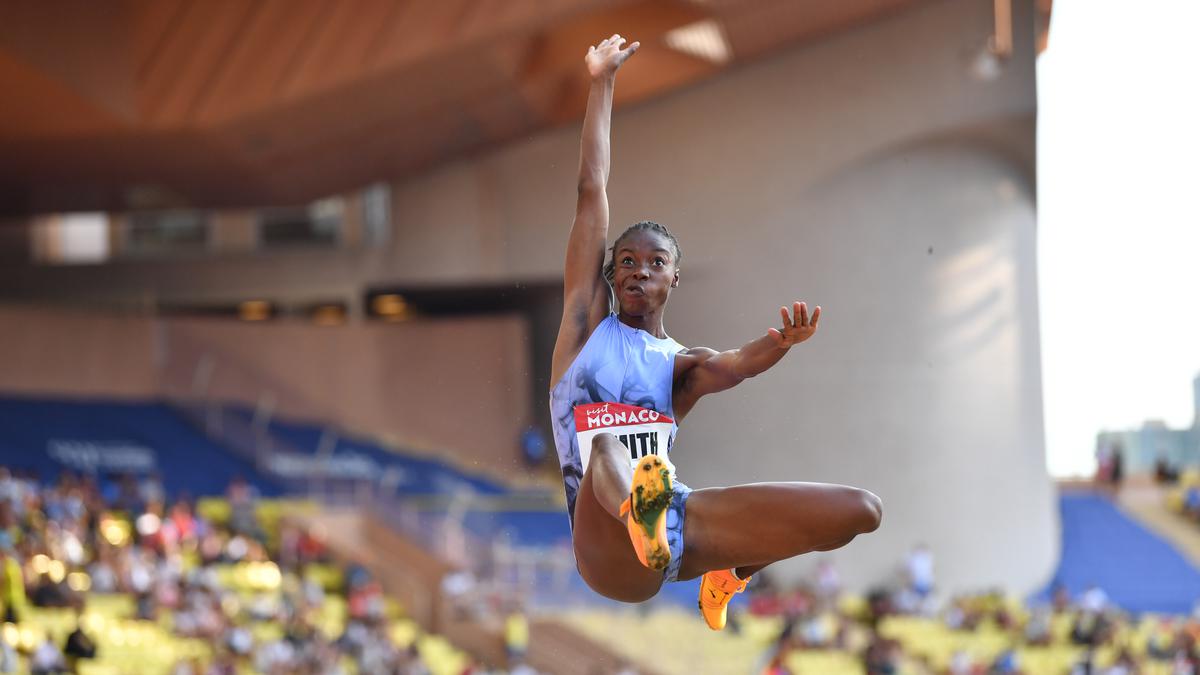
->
[1038,0,1200,477]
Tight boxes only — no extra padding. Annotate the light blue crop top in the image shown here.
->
[549,313,685,523]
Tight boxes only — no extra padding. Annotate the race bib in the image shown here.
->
[574,402,675,475]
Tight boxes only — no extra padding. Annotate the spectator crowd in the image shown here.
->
[740,546,1200,675]
[0,466,496,675]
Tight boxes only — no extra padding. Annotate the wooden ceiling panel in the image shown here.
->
[130,0,188,77]
[0,0,932,215]
[0,52,128,140]
[193,0,332,125]
[137,1,259,127]
[230,51,508,176]
[522,0,707,81]
[0,1,137,124]
[369,0,462,72]
[278,0,399,100]
[0,130,266,208]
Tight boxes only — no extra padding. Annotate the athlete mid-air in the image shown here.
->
[549,34,883,630]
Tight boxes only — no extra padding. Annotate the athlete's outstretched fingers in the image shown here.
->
[797,301,808,327]
[811,305,821,328]
[780,306,792,329]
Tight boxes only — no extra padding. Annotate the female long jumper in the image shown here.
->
[548,34,882,630]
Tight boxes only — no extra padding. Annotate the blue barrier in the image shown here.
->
[0,395,282,497]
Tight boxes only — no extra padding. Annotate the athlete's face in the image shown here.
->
[613,230,679,314]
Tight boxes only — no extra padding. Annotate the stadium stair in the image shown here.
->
[306,509,663,675]
[1041,489,1200,614]
[1117,479,1200,568]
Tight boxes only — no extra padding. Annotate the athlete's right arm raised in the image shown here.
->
[551,34,639,385]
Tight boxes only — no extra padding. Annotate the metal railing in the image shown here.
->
[163,337,585,610]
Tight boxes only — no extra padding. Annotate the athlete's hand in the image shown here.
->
[768,301,820,348]
[585,34,640,80]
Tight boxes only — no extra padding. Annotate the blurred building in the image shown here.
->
[1096,374,1200,475]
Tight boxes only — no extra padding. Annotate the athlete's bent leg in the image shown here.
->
[571,434,664,603]
[677,482,882,581]
[585,433,635,520]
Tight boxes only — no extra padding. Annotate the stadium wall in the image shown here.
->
[0,305,159,397]
[0,305,534,477]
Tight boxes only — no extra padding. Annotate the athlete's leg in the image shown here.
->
[582,433,634,520]
[572,434,664,602]
[677,482,882,581]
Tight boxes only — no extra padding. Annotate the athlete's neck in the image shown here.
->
[617,309,668,339]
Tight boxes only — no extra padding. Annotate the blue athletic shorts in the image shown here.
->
[663,481,692,583]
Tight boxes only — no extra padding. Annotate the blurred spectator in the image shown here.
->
[1024,606,1052,646]
[62,607,96,672]
[0,547,24,622]
[1070,648,1097,675]
[0,466,450,675]
[1052,583,1072,614]
[140,472,165,509]
[1080,585,1109,613]
[989,647,1022,674]
[0,636,17,673]
[1096,442,1114,484]
[814,559,841,607]
[505,604,530,666]
[347,576,384,623]
[947,649,976,675]
[113,473,142,513]
[760,645,793,675]
[29,636,65,675]
[905,543,935,599]
[169,659,202,675]
[441,568,478,620]
[1157,455,1180,484]
[1104,648,1138,675]
[863,632,901,675]
[30,571,73,608]
[1071,610,1112,647]
[86,550,118,594]
[226,476,259,536]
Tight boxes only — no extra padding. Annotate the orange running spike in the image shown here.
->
[698,568,750,630]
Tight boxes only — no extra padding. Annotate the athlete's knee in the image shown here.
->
[853,488,883,533]
[591,432,625,460]
[591,432,616,450]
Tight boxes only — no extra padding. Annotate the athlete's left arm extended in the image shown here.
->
[679,301,820,399]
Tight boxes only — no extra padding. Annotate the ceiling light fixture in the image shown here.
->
[311,305,346,326]
[238,300,271,321]
[372,294,410,318]
[664,19,732,65]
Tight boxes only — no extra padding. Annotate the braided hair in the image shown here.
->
[602,220,682,287]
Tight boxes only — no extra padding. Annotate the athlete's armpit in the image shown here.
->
[672,347,745,419]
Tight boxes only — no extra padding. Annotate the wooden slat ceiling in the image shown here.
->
[0,0,928,216]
